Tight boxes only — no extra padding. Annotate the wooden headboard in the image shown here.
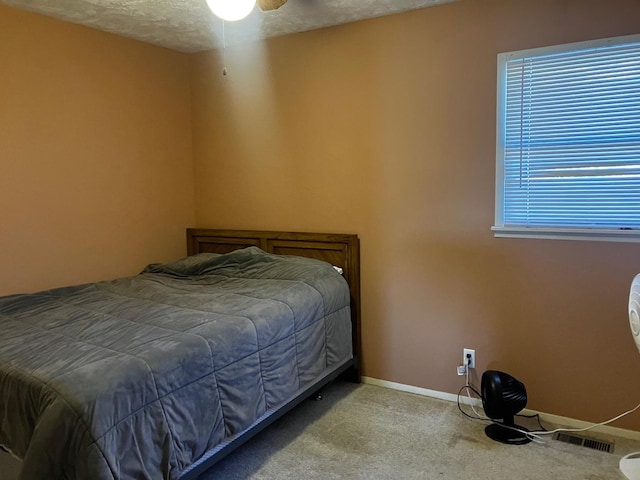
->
[186,228,361,378]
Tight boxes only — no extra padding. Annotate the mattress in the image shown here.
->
[0,247,352,480]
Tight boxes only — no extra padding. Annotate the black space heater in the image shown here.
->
[481,370,531,445]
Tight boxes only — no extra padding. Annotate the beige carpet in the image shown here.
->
[2,381,638,479]
[199,381,640,480]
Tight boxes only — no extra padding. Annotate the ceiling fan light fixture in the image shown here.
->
[257,0,288,10]
[206,0,256,21]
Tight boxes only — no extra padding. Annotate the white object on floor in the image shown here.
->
[621,276,640,480]
[620,453,640,480]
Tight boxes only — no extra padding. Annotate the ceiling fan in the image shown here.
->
[206,0,288,22]
[257,0,288,10]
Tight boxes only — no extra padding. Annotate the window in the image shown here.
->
[493,35,640,242]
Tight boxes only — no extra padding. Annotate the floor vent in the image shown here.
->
[553,432,614,453]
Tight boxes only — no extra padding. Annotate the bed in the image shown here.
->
[0,228,361,480]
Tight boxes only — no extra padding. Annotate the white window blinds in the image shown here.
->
[494,35,640,240]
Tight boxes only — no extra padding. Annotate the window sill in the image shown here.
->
[491,226,640,243]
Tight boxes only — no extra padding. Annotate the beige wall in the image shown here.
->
[0,6,195,295]
[190,0,640,429]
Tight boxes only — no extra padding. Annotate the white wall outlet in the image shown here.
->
[463,348,476,369]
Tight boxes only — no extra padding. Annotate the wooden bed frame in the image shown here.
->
[186,228,361,378]
[180,228,361,479]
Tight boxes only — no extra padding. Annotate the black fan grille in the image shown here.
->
[501,376,527,406]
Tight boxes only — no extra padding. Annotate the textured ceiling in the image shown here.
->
[0,0,459,52]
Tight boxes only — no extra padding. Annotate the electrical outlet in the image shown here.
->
[463,348,476,369]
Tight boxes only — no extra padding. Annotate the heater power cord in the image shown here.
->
[457,383,640,443]
[462,355,484,419]
[526,402,640,437]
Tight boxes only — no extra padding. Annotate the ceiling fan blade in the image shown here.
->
[257,0,288,11]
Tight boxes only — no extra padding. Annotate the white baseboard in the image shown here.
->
[361,376,640,441]
[362,376,481,406]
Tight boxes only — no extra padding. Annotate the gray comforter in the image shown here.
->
[0,247,352,480]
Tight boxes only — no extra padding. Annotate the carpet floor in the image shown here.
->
[198,381,640,480]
